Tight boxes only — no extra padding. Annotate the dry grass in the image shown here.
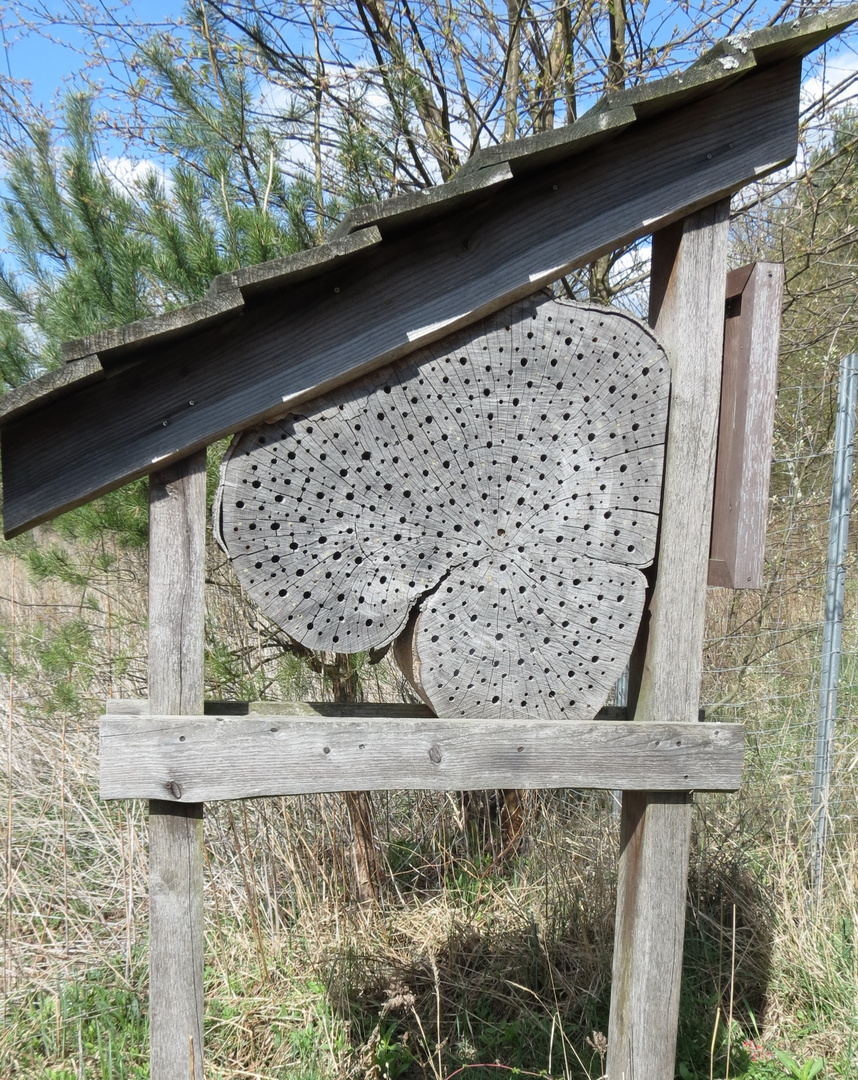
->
[0,445,856,1079]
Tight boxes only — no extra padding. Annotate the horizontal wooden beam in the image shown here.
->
[99,714,744,800]
[2,59,801,538]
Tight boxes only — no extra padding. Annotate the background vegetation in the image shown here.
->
[0,1,857,1077]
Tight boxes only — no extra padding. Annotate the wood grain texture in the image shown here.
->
[1,60,801,539]
[99,715,744,800]
[62,290,245,366]
[331,161,515,239]
[709,262,783,589]
[149,455,207,717]
[0,354,102,425]
[208,227,382,298]
[634,202,732,723]
[218,296,669,722]
[148,451,206,1080]
[610,791,693,1077]
[607,203,732,1080]
[743,4,858,66]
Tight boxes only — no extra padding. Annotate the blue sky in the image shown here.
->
[3,2,858,145]
[1,0,857,213]
[1,2,180,114]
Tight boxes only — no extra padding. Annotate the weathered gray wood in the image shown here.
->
[208,227,382,298]
[62,290,245,366]
[148,451,206,1080]
[99,715,744,800]
[610,790,693,1072]
[634,204,732,722]
[709,262,783,588]
[740,5,858,66]
[0,355,102,425]
[218,296,669,722]
[1,60,801,538]
[331,161,515,239]
[607,201,731,1080]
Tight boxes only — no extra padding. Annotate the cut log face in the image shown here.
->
[218,295,670,720]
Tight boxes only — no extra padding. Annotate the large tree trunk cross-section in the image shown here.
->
[217,295,669,722]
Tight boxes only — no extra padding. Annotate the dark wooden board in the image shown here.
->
[105,699,633,721]
[2,59,801,538]
[99,714,744,800]
[105,698,440,718]
[0,355,102,426]
[62,290,245,365]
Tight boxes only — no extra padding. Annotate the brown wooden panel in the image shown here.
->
[2,60,801,538]
[99,714,744,800]
[709,262,784,588]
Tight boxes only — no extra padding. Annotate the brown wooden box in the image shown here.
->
[709,262,784,588]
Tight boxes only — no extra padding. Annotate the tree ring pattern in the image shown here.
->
[218,295,670,720]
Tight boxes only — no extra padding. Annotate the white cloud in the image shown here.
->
[801,43,858,115]
[99,154,172,196]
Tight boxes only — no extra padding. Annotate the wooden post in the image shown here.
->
[607,200,731,1079]
[148,450,207,1080]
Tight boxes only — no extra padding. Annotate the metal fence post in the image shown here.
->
[811,352,858,901]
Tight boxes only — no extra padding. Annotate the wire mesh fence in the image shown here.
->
[703,369,858,871]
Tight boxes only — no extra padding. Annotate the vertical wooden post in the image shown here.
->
[607,200,730,1079]
[148,450,207,1080]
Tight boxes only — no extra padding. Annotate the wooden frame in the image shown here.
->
[0,58,808,539]
[100,712,745,800]
[147,454,206,1080]
[2,13,856,1080]
[609,200,732,1078]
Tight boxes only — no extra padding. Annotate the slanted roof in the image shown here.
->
[2,5,856,539]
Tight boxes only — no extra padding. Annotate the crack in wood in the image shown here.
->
[218,295,669,721]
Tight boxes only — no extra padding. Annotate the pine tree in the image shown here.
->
[0,17,394,896]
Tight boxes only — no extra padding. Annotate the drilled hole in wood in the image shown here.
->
[218,296,669,720]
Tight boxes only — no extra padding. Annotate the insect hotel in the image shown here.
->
[1,8,854,1078]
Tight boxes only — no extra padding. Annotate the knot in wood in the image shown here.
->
[217,296,669,721]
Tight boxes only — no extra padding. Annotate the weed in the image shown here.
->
[774,1051,825,1080]
[1,423,857,1079]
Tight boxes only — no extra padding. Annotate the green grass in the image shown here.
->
[2,969,148,1079]
[1,517,857,1080]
